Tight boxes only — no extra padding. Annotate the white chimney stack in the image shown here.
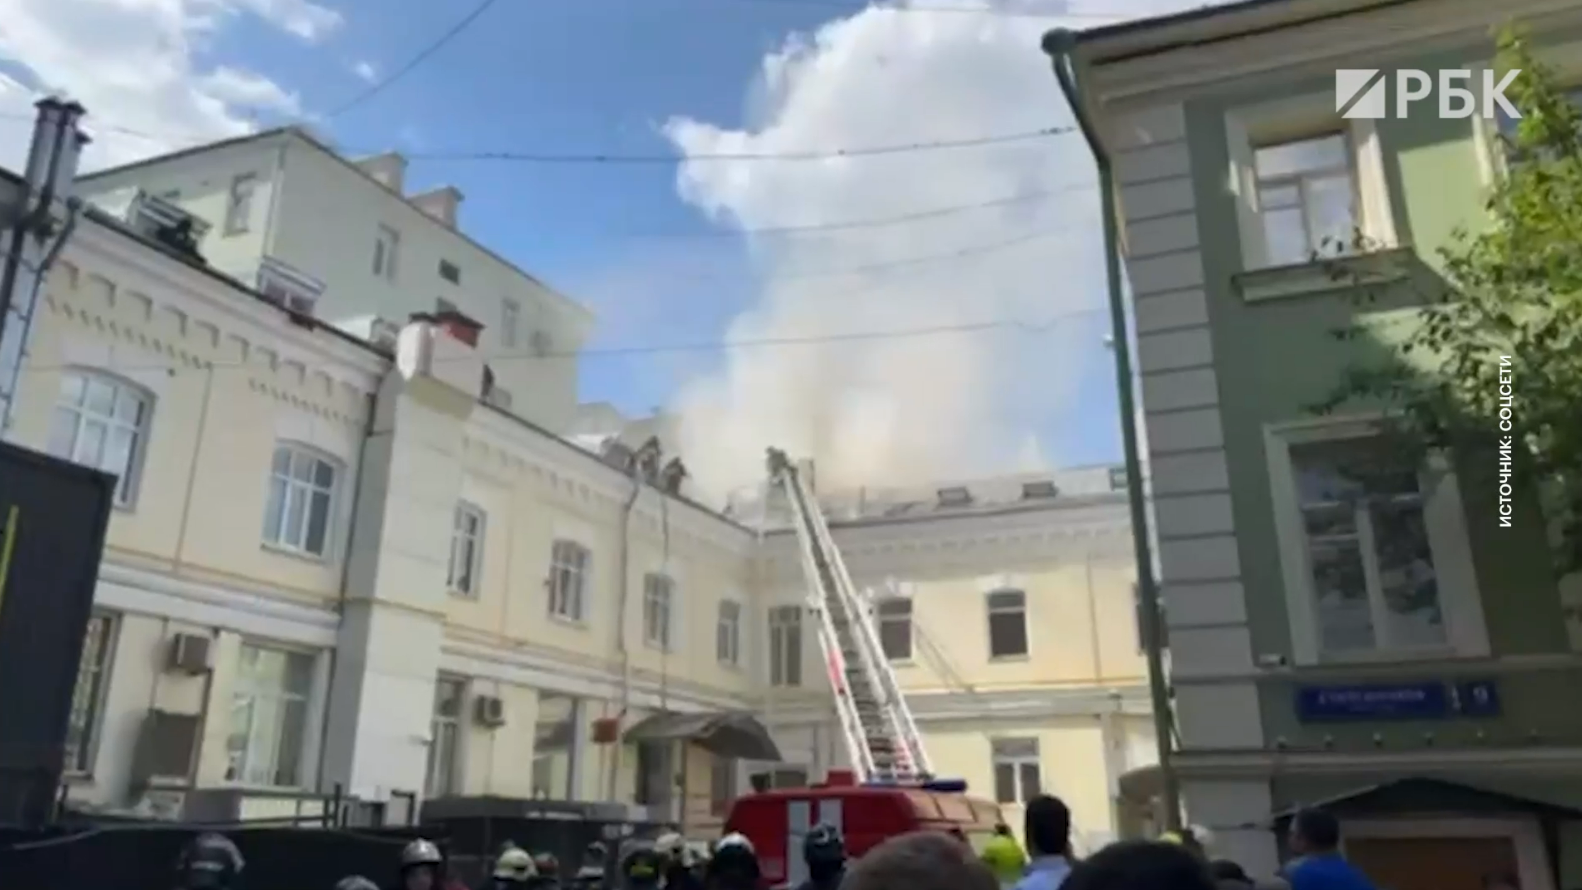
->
[355,152,407,192]
[410,186,463,229]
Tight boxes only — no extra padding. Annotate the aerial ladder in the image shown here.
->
[767,448,932,784]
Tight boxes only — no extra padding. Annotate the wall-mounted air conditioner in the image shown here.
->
[474,695,506,728]
[167,633,212,675]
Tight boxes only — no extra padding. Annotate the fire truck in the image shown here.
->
[724,770,1004,887]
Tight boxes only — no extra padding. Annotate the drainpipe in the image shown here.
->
[1042,27,1182,833]
[607,472,643,802]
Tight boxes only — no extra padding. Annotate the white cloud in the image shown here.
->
[0,0,336,172]
[662,1,1166,499]
[353,59,378,83]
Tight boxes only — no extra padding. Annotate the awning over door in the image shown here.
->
[623,710,783,761]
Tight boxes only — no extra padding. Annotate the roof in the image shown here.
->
[1271,777,1582,823]
[623,710,782,761]
[77,126,594,327]
[1068,0,1415,66]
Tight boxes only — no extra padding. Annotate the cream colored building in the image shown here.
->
[1,124,1156,837]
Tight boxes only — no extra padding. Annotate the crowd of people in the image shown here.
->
[161,796,1386,890]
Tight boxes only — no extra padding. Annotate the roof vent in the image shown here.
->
[936,486,972,507]
[1021,480,1059,499]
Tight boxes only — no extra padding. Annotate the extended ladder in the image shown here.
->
[767,448,932,783]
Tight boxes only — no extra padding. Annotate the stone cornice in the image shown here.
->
[762,684,1152,726]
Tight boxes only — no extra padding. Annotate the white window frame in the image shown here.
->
[717,600,742,666]
[986,588,1029,660]
[227,642,315,788]
[501,298,521,349]
[224,172,257,236]
[262,442,340,559]
[65,613,117,775]
[990,737,1042,805]
[47,369,152,507]
[1265,416,1488,666]
[373,224,400,281]
[257,265,320,315]
[768,605,803,687]
[447,501,486,597]
[548,539,590,622]
[876,597,913,662]
[643,573,674,650]
[1225,92,1397,280]
[426,675,467,798]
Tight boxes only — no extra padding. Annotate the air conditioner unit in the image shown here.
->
[167,633,212,674]
[474,695,506,728]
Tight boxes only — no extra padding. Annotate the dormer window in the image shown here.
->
[127,191,211,249]
[257,256,325,316]
[937,486,972,507]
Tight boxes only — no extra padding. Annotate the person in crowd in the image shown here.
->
[1285,810,1375,890]
[653,833,697,890]
[176,832,245,890]
[1210,860,1255,890]
[573,842,608,890]
[841,829,999,890]
[620,841,666,890]
[1483,873,1520,890]
[1061,840,1215,890]
[705,832,761,890]
[795,823,848,890]
[683,841,712,884]
[398,838,446,890]
[489,847,537,889]
[337,878,381,890]
[528,852,562,890]
[1015,795,1074,890]
[982,822,1029,887]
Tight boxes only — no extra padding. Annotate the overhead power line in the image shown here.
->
[325,0,504,119]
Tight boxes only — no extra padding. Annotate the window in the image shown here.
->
[643,573,674,650]
[224,172,257,235]
[987,589,1029,659]
[439,260,461,284]
[65,614,116,774]
[227,643,313,787]
[991,738,1041,805]
[769,605,803,687]
[426,677,466,798]
[501,299,520,349]
[448,501,486,596]
[876,598,913,661]
[1253,133,1356,266]
[548,540,590,621]
[710,754,738,816]
[531,754,555,799]
[373,225,399,280]
[1286,436,1444,656]
[717,600,741,666]
[47,370,150,506]
[258,267,320,315]
[263,445,338,557]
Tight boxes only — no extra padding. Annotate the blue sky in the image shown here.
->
[0,0,1197,491]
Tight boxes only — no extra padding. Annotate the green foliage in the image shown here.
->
[1317,28,1582,572]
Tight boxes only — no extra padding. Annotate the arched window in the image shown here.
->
[47,369,153,506]
[262,442,340,557]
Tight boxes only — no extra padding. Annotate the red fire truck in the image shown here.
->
[723,770,1004,887]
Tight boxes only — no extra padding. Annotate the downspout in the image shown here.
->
[607,473,643,802]
[1042,28,1181,833]
[315,389,380,792]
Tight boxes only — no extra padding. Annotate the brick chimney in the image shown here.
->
[355,152,407,192]
[410,186,463,229]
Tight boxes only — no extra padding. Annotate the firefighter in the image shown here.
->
[528,852,562,889]
[795,824,846,890]
[620,842,666,890]
[704,833,760,890]
[489,847,537,889]
[398,838,446,890]
[175,832,245,890]
[572,841,608,890]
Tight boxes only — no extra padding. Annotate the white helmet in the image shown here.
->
[493,847,536,881]
[654,832,686,859]
[716,832,755,854]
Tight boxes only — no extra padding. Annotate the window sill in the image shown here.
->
[1312,644,1464,666]
[447,588,479,600]
[260,541,331,565]
[644,639,673,653]
[548,613,589,630]
[989,653,1031,663]
[1234,246,1413,303]
[718,658,742,671]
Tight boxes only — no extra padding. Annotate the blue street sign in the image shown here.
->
[1295,682,1451,722]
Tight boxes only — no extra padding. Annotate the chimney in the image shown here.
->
[410,186,463,228]
[355,152,407,192]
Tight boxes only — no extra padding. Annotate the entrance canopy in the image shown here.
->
[1270,777,1582,826]
[623,710,783,762]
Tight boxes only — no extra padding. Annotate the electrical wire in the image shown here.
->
[324,0,505,119]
